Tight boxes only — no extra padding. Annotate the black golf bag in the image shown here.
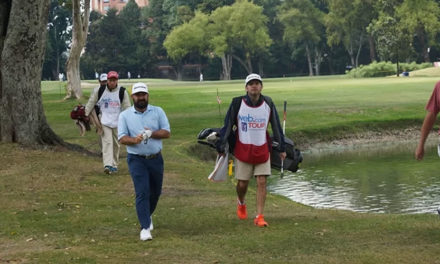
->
[197,128,302,173]
[270,136,302,172]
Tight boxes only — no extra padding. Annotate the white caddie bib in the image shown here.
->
[98,88,122,128]
[234,98,271,164]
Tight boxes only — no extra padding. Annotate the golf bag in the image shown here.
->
[197,128,302,173]
[70,104,91,136]
[270,136,302,172]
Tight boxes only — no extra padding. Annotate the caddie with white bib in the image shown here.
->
[216,73,286,227]
[85,71,131,174]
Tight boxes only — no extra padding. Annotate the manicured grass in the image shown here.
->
[1,76,440,263]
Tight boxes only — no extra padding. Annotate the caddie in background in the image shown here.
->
[98,73,107,88]
[85,71,131,174]
[216,73,286,227]
[118,82,171,241]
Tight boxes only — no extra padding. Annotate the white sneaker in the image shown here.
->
[149,217,153,231]
[140,228,152,241]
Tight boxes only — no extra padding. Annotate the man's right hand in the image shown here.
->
[415,144,424,160]
[134,134,144,144]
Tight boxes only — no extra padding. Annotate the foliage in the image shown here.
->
[367,3,413,62]
[208,0,272,75]
[396,0,440,62]
[46,0,440,80]
[346,61,432,77]
[278,0,326,75]
[42,0,72,80]
[81,2,151,79]
[164,12,209,62]
[325,0,377,67]
[164,0,272,78]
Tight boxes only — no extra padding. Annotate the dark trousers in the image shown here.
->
[127,153,164,229]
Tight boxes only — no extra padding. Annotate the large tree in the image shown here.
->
[164,12,210,80]
[325,0,376,68]
[0,0,62,145]
[208,0,272,79]
[368,0,412,73]
[396,0,440,62]
[65,0,90,99]
[278,0,325,76]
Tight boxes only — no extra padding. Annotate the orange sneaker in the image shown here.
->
[254,214,268,227]
[237,203,247,219]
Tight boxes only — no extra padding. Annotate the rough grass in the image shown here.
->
[409,66,440,77]
[2,76,440,263]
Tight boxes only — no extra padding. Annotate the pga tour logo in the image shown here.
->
[241,122,247,132]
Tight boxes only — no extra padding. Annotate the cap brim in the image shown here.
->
[246,79,262,84]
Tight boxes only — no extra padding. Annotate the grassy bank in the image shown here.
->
[1,76,440,263]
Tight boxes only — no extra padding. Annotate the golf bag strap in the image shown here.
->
[97,86,125,103]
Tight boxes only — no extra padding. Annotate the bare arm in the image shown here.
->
[119,134,143,145]
[85,88,99,116]
[415,111,437,160]
[119,129,170,146]
[151,129,171,139]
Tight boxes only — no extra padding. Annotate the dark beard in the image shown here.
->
[134,100,148,109]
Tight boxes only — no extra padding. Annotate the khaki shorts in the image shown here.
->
[234,157,271,181]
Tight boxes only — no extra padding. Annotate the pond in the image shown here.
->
[268,140,440,214]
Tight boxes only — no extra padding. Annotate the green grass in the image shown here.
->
[1,76,440,263]
[409,66,440,77]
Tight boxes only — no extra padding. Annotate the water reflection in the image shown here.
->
[268,141,440,214]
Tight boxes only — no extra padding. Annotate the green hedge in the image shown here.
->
[346,61,432,78]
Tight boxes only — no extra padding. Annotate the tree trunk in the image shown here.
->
[65,0,90,100]
[417,29,430,62]
[245,54,253,74]
[232,54,251,74]
[258,58,264,77]
[220,54,232,80]
[0,0,63,145]
[368,34,376,62]
[314,47,321,76]
[355,34,364,68]
[348,41,355,68]
[305,45,313,76]
[175,63,183,80]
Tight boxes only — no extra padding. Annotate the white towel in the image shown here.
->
[208,152,229,182]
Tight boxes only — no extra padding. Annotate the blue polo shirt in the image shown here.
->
[118,105,170,155]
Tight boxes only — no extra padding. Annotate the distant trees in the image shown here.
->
[396,0,440,62]
[325,0,376,68]
[82,1,150,78]
[278,0,325,76]
[43,0,71,80]
[47,0,440,80]
[164,12,209,80]
[165,0,271,80]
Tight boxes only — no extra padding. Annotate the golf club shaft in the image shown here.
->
[281,101,287,178]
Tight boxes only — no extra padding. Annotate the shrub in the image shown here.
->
[346,61,432,78]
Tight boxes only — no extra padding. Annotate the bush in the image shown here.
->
[346,61,432,78]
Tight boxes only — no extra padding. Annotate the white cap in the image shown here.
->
[99,73,107,81]
[132,82,149,94]
[245,73,262,85]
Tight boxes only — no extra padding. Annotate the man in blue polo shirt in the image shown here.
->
[118,82,171,241]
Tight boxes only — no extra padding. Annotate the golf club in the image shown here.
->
[281,101,286,178]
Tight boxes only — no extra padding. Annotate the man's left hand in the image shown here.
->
[280,152,287,161]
